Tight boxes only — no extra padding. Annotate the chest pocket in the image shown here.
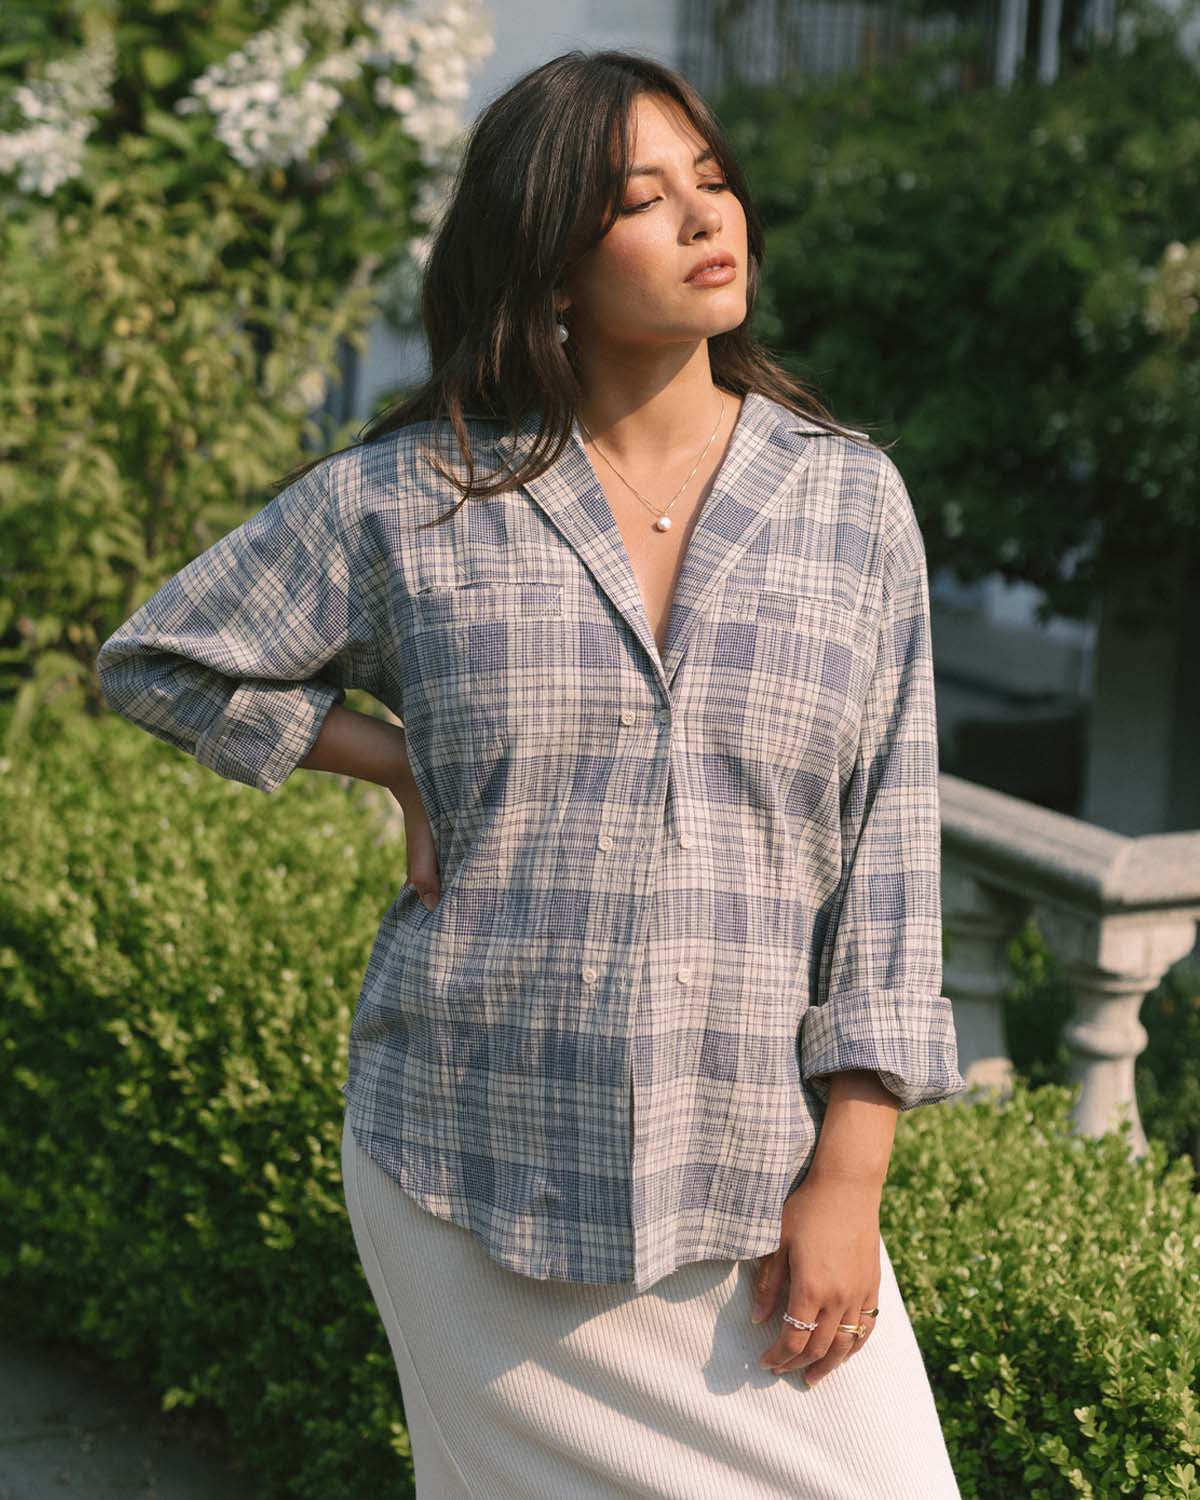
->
[394,577,569,812]
[720,585,859,630]
[403,578,565,627]
[696,582,877,779]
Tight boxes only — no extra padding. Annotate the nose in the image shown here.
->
[690,195,722,235]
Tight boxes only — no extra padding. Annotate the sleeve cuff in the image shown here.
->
[799,988,969,1112]
[194,678,346,794]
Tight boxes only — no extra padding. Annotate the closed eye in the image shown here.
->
[621,181,730,214]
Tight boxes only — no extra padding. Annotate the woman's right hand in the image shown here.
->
[388,775,441,909]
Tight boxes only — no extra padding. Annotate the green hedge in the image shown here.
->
[1,709,1198,1498]
[0,707,417,1497]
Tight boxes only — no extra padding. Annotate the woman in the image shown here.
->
[97,46,967,1500]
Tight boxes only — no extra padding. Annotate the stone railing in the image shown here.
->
[940,771,1200,1159]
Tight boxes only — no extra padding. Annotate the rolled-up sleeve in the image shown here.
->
[800,463,968,1112]
[95,458,380,794]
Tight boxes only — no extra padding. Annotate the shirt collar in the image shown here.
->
[493,391,834,690]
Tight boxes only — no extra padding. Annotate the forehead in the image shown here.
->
[626,93,711,165]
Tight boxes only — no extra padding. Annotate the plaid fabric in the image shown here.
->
[97,390,968,1290]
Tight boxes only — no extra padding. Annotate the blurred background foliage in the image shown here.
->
[717,2,1200,632]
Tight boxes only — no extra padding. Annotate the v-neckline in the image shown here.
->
[566,390,754,669]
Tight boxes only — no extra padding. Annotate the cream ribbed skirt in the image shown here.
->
[341,1113,962,1499]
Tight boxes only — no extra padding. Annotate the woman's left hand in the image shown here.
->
[750,1170,882,1385]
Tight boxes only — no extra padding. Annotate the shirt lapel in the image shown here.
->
[653,393,831,687]
[495,391,834,693]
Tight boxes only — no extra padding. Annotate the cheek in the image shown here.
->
[585,232,676,310]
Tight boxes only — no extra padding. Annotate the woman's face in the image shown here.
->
[558,92,749,352]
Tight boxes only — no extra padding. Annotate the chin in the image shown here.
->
[707,302,749,336]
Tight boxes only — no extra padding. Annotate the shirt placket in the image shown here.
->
[611,692,699,1285]
[615,696,669,1236]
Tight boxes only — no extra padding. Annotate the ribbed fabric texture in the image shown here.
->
[341,1113,962,1499]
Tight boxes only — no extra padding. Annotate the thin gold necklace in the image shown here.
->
[576,391,726,532]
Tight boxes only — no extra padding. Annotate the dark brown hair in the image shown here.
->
[273,47,876,526]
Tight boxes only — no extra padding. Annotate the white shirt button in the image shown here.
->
[597,835,614,850]
[581,966,598,983]
[676,967,693,984]
[678,833,695,848]
[619,710,637,725]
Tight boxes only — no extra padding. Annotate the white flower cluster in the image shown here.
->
[365,0,492,165]
[0,29,117,196]
[175,0,492,172]
[0,0,492,195]
[174,0,372,169]
[281,366,331,415]
[1143,238,1199,342]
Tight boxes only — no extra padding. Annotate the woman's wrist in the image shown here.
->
[806,1070,899,1190]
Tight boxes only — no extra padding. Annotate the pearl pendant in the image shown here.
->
[654,515,672,531]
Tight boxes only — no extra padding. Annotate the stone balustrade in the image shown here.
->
[940,771,1200,1158]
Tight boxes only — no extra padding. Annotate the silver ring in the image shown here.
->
[781,1312,819,1330]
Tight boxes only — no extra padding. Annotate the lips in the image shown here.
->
[685,251,736,282]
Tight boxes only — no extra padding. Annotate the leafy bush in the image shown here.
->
[1137,959,1200,1174]
[0,0,493,713]
[0,708,417,1497]
[1,189,375,731]
[886,1077,1200,1498]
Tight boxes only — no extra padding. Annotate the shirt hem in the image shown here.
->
[340,1093,795,1293]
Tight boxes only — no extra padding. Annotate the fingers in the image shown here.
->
[756,1283,880,1384]
[840,1285,880,1366]
[750,1249,786,1325]
[768,1302,864,1380]
[755,1280,828,1376]
[401,805,442,908]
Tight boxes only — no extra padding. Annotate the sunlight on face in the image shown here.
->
[564,92,749,350]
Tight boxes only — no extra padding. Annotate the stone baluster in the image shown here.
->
[1036,904,1199,1159]
[942,869,1028,1099]
[940,773,1200,1160]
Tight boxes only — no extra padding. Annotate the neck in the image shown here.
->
[572,348,732,467]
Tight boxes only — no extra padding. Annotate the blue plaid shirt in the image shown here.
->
[96,390,967,1290]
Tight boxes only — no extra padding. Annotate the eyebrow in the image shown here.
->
[627,147,718,179]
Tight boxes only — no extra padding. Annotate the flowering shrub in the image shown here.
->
[0,0,493,721]
[0,28,118,195]
[0,2,490,232]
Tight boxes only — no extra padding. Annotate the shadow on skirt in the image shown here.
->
[341,1112,963,1500]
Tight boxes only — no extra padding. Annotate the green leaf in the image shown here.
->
[139,45,184,89]
[142,107,196,155]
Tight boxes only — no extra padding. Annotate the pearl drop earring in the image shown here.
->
[556,316,569,344]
